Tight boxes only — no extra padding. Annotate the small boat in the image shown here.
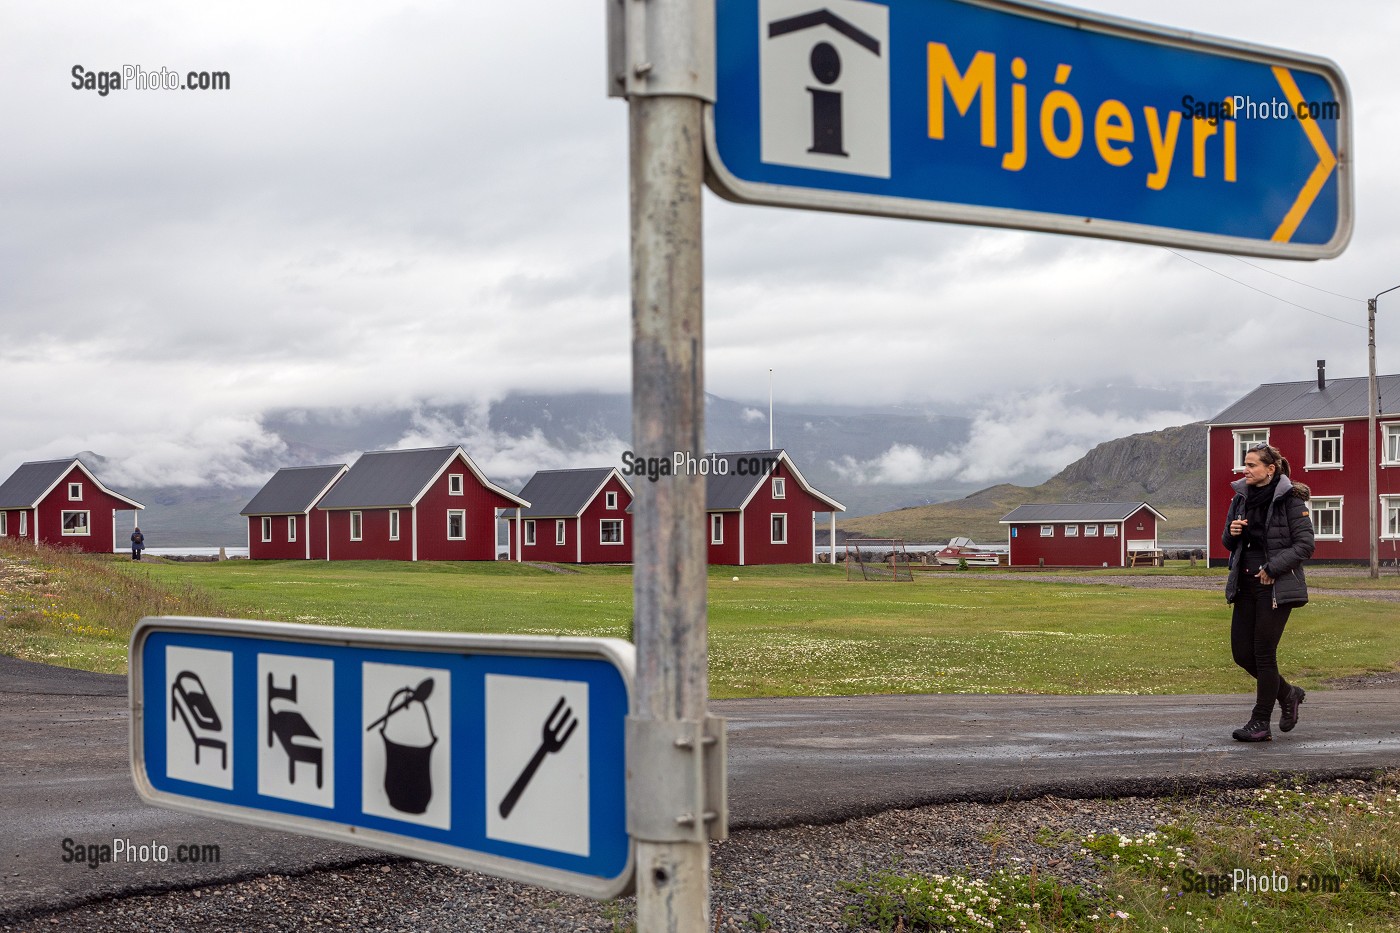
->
[935,536,1006,567]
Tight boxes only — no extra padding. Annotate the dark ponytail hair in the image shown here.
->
[1252,443,1311,500]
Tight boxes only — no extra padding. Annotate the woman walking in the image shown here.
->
[1221,442,1314,742]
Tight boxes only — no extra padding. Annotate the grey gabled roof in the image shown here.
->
[1208,374,1400,426]
[706,449,845,512]
[515,468,626,518]
[240,464,348,516]
[318,446,528,510]
[999,502,1166,524]
[0,458,144,510]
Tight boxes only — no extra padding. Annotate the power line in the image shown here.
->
[1226,255,1364,302]
[1165,249,1365,329]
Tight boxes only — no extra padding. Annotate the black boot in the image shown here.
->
[1279,686,1306,733]
[1232,718,1271,742]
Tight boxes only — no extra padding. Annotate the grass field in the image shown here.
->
[3,542,1398,699]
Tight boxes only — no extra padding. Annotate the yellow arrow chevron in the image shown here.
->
[1270,67,1337,243]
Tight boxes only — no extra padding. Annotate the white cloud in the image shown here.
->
[3,0,1399,495]
[832,391,1203,486]
[384,405,628,488]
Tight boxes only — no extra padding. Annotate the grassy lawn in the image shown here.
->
[2,543,1398,698]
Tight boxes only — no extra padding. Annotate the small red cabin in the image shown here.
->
[505,467,634,563]
[315,446,528,561]
[0,458,145,553]
[240,464,348,560]
[1206,369,1400,566]
[1001,502,1165,568]
[702,449,844,565]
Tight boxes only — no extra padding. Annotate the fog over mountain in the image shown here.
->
[72,383,1236,546]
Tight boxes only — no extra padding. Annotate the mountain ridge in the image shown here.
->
[839,421,1208,544]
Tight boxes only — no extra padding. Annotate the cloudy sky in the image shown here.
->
[3,0,1398,490]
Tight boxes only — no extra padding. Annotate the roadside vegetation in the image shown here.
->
[2,545,1397,695]
[841,773,1400,932]
[0,540,231,672]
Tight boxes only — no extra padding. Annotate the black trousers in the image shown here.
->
[1231,571,1293,721]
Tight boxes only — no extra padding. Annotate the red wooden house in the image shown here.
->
[703,449,845,565]
[315,446,528,561]
[504,467,634,563]
[1000,502,1166,568]
[0,458,145,553]
[240,464,348,560]
[1206,367,1400,566]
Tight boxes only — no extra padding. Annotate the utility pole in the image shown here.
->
[611,2,723,930]
[1368,285,1400,579]
[768,368,774,449]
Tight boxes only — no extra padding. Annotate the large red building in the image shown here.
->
[0,458,145,553]
[1001,502,1165,568]
[702,449,844,565]
[240,464,348,560]
[1206,369,1400,566]
[504,467,634,563]
[315,446,528,561]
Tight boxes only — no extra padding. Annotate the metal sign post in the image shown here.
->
[610,0,726,929]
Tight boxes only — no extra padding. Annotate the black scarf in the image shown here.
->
[1241,475,1279,549]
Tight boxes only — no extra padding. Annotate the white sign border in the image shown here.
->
[129,615,636,900]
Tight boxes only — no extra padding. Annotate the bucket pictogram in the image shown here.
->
[366,678,437,814]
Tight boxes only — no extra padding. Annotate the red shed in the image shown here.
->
[0,458,145,553]
[240,464,348,560]
[703,449,845,565]
[504,467,634,563]
[1001,502,1166,568]
[315,446,528,561]
[1206,367,1400,566]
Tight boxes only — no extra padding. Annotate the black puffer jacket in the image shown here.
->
[1222,474,1314,606]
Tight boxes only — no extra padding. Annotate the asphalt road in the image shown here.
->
[2,655,1398,922]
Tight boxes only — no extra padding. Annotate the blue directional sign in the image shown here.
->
[130,617,634,899]
[707,0,1352,258]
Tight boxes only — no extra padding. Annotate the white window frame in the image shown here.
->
[1305,424,1344,469]
[555,519,567,546]
[710,514,723,545]
[770,512,787,545]
[388,510,400,541]
[1383,496,1400,540]
[1064,525,1079,537]
[447,510,466,541]
[772,477,786,499]
[1310,496,1342,540]
[1040,525,1054,537]
[600,519,624,545]
[350,511,363,541]
[1,513,7,536]
[67,482,82,501]
[448,473,464,496]
[605,491,618,510]
[1384,422,1400,467]
[261,516,272,543]
[61,510,91,537]
[1233,429,1269,470]
[19,512,27,536]
[287,515,297,543]
[524,519,536,546]
[1104,524,1119,537]
[1084,524,1099,537]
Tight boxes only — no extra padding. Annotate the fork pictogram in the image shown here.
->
[498,697,579,819]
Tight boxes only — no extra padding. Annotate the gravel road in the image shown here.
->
[0,781,1334,932]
